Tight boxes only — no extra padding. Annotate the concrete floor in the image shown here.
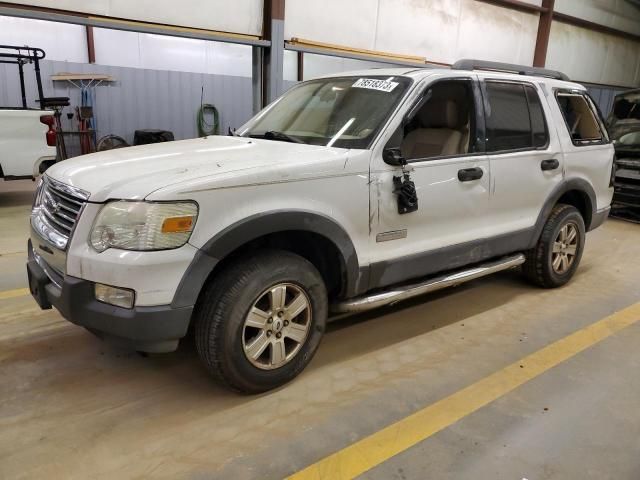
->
[1,179,640,479]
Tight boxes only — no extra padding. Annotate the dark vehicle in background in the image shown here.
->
[609,89,640,209]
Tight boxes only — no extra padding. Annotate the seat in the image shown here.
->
[38,97,70,108]
[402,99,465,159]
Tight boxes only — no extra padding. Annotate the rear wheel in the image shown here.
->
[194,250,327,393]
[523,204,585,288]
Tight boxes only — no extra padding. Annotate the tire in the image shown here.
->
[194,249,327,394]
[523,204,586,288]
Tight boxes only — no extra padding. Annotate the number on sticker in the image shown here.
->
[352,78,399,93]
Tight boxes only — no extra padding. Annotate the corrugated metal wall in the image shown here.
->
[0,60,254,144]
[584,83,629,118]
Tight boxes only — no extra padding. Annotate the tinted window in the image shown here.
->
[485,82,531,151]
[525,85,548,148]
[398,80,477,160]
[556,93,604,144]
[485,82,548,152]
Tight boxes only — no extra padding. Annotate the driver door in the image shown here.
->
[367,75,491,290]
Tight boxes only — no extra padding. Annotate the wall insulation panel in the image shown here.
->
[285,0,539,65]
[92,28,254,77]
[454,0,537,65]
[0,16,87,62]
[547,21,640,87]
[1,0,263,36]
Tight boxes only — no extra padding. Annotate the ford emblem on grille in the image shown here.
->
[44,190,62,214]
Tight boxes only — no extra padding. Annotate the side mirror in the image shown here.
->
[383,147,406,167]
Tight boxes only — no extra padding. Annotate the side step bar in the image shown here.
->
[332,254,526,314]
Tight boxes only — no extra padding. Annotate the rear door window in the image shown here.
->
[556,92,605,145]
[484,82,549,152]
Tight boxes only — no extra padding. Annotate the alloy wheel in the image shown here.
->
[242,283,312,370]
[551,222,579,274]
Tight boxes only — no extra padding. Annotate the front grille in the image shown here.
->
[32,176,90,250]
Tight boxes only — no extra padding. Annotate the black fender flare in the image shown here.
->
[171,210,363,308]
[529,178,597,248]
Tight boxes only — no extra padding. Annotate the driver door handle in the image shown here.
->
[541,159,560,171]
[458,167,484,182]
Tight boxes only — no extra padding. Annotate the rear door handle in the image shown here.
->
[541,159,560,171]
[458,167,484,182]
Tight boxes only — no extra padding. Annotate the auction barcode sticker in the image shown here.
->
[352,78,399,93]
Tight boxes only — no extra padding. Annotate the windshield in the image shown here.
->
[609,91,640,144]
[240,76,412,149]
[612,93,640,122]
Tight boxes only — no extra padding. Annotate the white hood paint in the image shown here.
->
[46,136,351,202]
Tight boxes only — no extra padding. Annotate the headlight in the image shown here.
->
[90,201,198,252]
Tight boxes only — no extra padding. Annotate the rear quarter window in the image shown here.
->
[556,92,607,146]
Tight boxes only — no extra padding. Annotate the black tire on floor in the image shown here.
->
[523,204,586,288]
[194,249,327,394]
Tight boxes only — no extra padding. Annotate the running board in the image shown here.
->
[332,254,526,313]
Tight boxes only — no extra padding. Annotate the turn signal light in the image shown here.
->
[161,216,194,233]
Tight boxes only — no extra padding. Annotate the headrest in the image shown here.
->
[419,99,462,129]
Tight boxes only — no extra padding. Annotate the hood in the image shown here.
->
[611,121,640,158]
[45,136,350,202]
[610,119,640,141]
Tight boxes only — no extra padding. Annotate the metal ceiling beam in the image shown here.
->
[552,11,640,43]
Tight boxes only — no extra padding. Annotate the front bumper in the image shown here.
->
[27,240,193,352]
[613,180,640,208]
[612,162,640,208]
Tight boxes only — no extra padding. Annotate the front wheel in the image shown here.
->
[523,204,586,288]
[194,250,327,393]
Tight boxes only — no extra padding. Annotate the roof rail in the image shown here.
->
[452,59,570,81]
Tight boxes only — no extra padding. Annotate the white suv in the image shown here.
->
[27,60,614,393]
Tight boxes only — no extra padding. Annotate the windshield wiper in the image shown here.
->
[251,130,304,144]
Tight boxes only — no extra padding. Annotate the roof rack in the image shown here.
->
[452,59,570,81]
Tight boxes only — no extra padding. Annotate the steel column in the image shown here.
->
[17,61,27,108]
[262,0,285,106]
[533,0,555,67]
[86,25,96,64]
[252,46,264,114]
[297,50,304,82]
[33,56,45,110]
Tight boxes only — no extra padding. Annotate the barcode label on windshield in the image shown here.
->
[352,78,399,93]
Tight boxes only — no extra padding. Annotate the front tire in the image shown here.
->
[523,204,585,288]
[194,249,327,394]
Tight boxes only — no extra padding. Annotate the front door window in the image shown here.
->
[399,80,477,161]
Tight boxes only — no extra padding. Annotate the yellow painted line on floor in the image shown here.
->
[288,302,640,480]
[0,288,30,300]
